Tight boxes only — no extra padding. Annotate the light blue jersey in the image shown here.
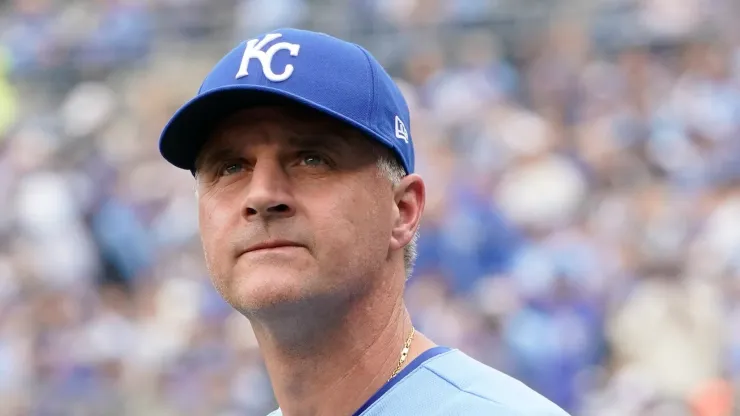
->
[268,347,570,415]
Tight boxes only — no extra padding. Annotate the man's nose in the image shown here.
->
[241,158,296,221]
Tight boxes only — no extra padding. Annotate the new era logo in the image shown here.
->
[236,33,301,82]
[395,116,409,144]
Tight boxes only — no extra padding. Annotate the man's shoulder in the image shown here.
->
[266,349,570,416]
[393,348,571,415]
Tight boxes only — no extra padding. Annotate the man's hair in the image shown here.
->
[376,154,418,280]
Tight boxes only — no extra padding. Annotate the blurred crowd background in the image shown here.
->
[2,0,740,415]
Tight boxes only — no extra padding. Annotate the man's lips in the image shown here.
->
[243,240,305,254]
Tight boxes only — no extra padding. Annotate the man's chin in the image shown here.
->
[224,265,321,314]
[228,280,353,343]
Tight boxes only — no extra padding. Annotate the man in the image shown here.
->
[158,28,569,416]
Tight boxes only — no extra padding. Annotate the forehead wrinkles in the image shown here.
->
[219,106,343,134]
[214,120,281,149]
[214,111,296,145]
[202,108,376,162]
[209,107,356,148]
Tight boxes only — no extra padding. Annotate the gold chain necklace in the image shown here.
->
[388,327,415,381]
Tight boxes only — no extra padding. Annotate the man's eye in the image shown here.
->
[220,162,245,176]
[300,154,328,167]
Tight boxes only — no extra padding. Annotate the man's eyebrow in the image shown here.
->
[195,129,364,169]
[196,148,240,170]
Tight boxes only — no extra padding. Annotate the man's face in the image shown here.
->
[195,106,401,315]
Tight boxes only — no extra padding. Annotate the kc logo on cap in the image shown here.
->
[236,33,301,82]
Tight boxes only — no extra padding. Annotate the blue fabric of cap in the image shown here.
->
[158,28,414,174]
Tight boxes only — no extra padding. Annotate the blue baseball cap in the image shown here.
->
[158,28,414,174]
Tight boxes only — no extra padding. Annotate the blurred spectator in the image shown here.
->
[607,265,724,400]
[0,47,18,138]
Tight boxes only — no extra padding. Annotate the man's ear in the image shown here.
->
[389,174,425,251]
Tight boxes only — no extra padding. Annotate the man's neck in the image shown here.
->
[250,277,430,416]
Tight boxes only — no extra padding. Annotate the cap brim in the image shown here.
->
[159,85,397,172]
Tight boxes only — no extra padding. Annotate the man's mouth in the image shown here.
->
[244,240,304,254]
